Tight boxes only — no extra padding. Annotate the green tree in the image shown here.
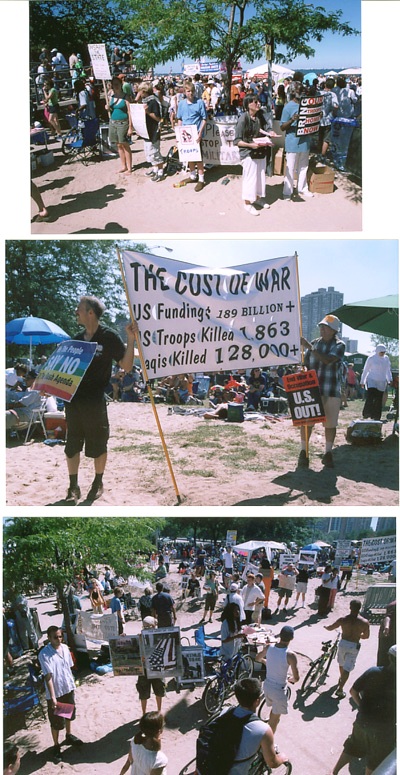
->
[162,517,315,546]
[5,240,147,358]
[117,0,358,97]
[29,0,136,63]
[3,517,164,650]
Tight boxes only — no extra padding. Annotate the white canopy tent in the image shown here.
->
[324,70,338,77]
[234,540,287,562]
[338,67,362,76]
[246,62,295,82]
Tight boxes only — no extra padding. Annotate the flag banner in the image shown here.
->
[76,611,119,642]
[34,340,97,401]
[141,627,183,679]
[296,95,323,137]
[175,125,202,162]
[88,44,111,81]
[202,118,241,166]
[359,535,396,565]
[121,250,300,379]
[109,635,144,676]
[282,369,326,426]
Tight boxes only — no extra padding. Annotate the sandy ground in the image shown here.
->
[30,126,362,235]
[6,399,398,507]
[5,563,390,775]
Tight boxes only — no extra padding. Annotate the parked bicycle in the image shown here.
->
[202,647,253,715]
[301,633,340,693]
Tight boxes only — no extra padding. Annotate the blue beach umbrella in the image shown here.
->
[6,316,70,364]
[301,543,322,552]
[303,72,318,85]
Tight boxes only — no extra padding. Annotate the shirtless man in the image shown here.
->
[324,599,370,699]
[255,625,299,732]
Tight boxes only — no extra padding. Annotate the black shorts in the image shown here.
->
[47,691,76,730]
[136,675,166,701]
[319,124,332,147]
[65,398,109,459]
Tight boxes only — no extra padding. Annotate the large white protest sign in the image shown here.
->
[359,535,396,565]
[202,118,241,166]
[120,250,301,379]
[175,125,202,162]
[129,103,149,139]
[88,44,111,81]
[334,540,352,566]
[76,611,119,642]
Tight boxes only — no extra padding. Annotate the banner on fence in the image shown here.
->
[88,44,111,81]
[175,125,202,162]
[359,535,396,565]
[34,340,97,402]
[120,250,301,379]
[296,95,323,137]
[201,118,241,166]
[282,370,326,426]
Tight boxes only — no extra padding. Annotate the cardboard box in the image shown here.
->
[307,164,335,194]
[273,147,285,175]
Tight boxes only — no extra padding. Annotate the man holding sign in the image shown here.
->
[299,314,345,469]
[64,296,136,503]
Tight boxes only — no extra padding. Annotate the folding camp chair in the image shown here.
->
[194,625,221,667]
[62,115,102,165]
[4,667,45,719]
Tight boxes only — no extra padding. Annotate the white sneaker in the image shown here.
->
[299,189,314,198]
[244,204,260,216]
[257,198,271,209]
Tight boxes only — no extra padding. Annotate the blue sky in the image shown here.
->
[157,0,361,74]
[144,240,398,354]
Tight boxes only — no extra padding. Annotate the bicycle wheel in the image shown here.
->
[202,677,225,715]
[62,129,81,156]
[258,697,269,722]
[236,654,254,681]
[301,657,323,693]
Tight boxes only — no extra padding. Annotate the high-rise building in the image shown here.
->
[301,287,344,342]
[342,338,359,353]
[375,517,397,533]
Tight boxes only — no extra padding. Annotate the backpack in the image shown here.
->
[196,707,259,775]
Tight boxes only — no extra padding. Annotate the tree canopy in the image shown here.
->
[5,240,147,357]
[116,0,358,89]
[161,516,316,545]
[3,517,164,599]
[29,0,135,62]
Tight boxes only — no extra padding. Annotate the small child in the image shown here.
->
[136,81,165,182]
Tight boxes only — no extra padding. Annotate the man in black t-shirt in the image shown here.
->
[151,583,177,628]
[64,295,136,503]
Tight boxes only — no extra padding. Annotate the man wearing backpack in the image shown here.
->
[196,678,290,774]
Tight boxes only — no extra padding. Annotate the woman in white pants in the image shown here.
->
[280,83,313,200]
[234,95,273,215]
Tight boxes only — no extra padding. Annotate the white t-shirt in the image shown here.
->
[130,740,168,775]
[38,642,75,700]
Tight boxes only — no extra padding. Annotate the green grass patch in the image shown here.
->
[181,469,216,478]
[171,424,245,449]
[113,443,165,462]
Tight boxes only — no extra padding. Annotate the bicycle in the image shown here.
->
[300,632,340,693]
[258,686,292,721]
[249,750,292,775]
[202,647,254,715]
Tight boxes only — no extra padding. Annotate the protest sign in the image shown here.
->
[88,44,111,81]
[34,340,97,402]
[282,370,326,426]
[298,551,317,566]
[278,572,296,591]
[334,540,353,567]
[279,553,297,568]
[175,125,202,162]
[120,250,301,379]
[296,95,323,137]
[179,646,205,685]
[109,635,144,676]
[76,611,119,642]
[359,535,396,565]
[129,103,149,139]
[226,530,237,546]
[141,627,183,679]
[202,118,241,166]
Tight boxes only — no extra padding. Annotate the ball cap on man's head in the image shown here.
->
[230,583,239,592]
[318,314,340,332]
[280,626,295,641]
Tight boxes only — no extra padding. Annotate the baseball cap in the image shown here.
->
[318,314,340,332]
[230,583,238,592]
[280,626,295,641]
[142,616,157,628]
[388,644,397,658]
